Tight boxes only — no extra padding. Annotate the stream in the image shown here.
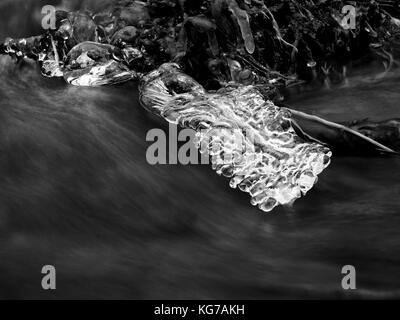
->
[0,0,399,299]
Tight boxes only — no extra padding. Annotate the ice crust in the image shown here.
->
[140,63,332,212]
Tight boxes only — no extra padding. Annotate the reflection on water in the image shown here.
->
[0,0,399,299]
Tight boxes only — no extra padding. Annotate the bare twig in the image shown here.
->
[50,35,60,66]
[287,109,398,154]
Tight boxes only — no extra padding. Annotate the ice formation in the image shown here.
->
[140,63,332,212]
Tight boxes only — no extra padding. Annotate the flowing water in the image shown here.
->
[0,0,399,299]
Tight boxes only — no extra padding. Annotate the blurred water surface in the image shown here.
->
[0,0,399,299]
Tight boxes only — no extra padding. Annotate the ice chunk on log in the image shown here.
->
[140,63,331,212]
